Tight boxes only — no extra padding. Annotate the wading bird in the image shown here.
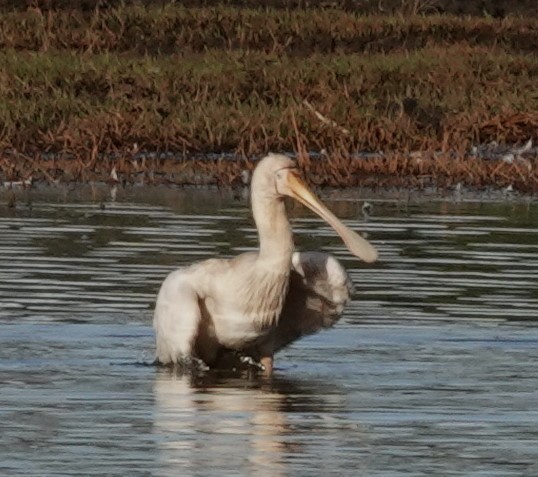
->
[154,153,377,375]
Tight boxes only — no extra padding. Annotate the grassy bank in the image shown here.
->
[0,3,537,190]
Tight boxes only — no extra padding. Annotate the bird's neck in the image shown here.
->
[252,196,294,270]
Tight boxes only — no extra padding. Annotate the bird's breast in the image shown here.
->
[241,270,289,324]
[207,269,290,349]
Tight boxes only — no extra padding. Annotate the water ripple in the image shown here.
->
[0,187,537,476]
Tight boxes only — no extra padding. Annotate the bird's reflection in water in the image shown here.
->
[152,367,348,477]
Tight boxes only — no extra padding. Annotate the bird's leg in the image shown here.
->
[260,355,274,377]
[257,334,275,377]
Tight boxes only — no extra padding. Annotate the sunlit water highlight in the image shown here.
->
[1,186,537,476]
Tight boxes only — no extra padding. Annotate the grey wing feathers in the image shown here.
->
[272,251,354,353]
[291,251,354,309]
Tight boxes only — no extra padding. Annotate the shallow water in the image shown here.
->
[1,186,537,476]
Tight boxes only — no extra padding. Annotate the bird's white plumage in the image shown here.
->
[154,269,201,364]
[153,153,376,374]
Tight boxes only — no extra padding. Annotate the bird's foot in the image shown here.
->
[181,356,210,372]
[155,356,209,374]
[239,355,265,371]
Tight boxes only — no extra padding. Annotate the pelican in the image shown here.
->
[154,153,377,375]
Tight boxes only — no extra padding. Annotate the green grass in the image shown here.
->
[1,43,536,155]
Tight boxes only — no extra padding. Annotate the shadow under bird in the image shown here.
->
[153,153,378,375]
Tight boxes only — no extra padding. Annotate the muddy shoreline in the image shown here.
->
[2,173,536,211]
[2,150,536,194]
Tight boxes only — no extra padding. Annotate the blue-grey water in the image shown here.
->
[0,186,537,476]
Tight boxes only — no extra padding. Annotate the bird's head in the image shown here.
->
[250,153,297,200]
[252,153,378,263]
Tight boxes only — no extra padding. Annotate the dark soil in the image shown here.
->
[1,0,537,18]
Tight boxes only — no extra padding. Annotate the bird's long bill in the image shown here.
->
[286,171,378,263]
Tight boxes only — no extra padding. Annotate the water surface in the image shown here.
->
[1,186,537,476]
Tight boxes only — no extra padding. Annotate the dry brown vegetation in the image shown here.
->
[0,2,536,191]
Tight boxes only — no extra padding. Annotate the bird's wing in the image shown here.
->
[153,267,203,365]
[272,251,354,353]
